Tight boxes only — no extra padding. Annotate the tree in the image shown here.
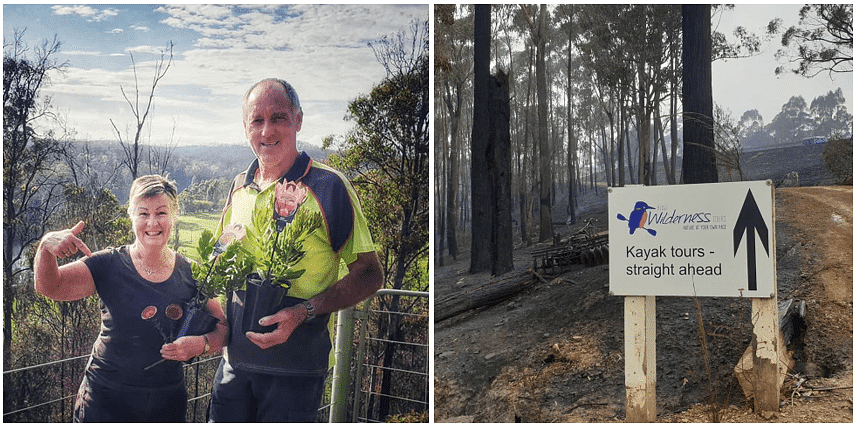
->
[711,5,780,61]
[110,42,174,180]
[470,5,492,273]
[572,5,682,187]
[178,177,232,214]
[738,109,765,138]
[434,4,457,74]
[713,105,746,181]
[3,30,69,366]
[326,19,429,421]
[514,4,553,242]
[345,20,429,294]
[489,71,513,276]
[809,88,853,138]
[6,178,132,422]
[574,4,627,188]
[533,5,552,241]
[435,5,471,263]
[767,95,814,143]
[776,4,853,77]
[556,4,579,222]
[737,109,775,149]
[147,118,179,177]
[682,4,718,184]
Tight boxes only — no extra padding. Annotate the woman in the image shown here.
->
[34,175,228,422]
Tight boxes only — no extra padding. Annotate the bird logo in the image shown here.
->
[617,201,657,236]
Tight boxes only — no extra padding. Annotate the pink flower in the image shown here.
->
[165,304,183,321]
[274,181,308,220]
[141,306,157,320]
[218,223,246,246]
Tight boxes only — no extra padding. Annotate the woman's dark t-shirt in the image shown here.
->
[82,246,197,387]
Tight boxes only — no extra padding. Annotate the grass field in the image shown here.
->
[175,212,222,262]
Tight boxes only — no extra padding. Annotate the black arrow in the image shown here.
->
[733,189,770,291]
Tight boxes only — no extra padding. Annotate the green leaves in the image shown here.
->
[191,189,323,296]
[191,229,253,298]
[248,191,322,286]
[197,229,216,261]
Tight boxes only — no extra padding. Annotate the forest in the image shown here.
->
[434,5,852,272]
[434,4,851,422]
[3,19,428,422]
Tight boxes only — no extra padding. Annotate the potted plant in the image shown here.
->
[154,179,320,343]
[237,180,322,333]
[143,230,251,370]
[190,224,254,300]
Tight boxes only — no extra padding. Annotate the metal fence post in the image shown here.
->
[351,298,372,422]
[329,306,355,423]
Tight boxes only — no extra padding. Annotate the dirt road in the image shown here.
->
[434,186,852,423]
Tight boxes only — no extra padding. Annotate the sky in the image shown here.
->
[3,4,429,148]
[711,4,852,124]
[3,4,851,148]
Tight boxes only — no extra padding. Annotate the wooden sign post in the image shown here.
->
[624,295,656,422]
[752,295,780,415]
[609,181,779,421]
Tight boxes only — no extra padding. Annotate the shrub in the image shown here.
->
[386,410,429,423]
[822,138,853,185]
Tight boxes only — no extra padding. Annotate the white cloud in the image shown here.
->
[34,4,429,146]
[51,5,118,22]
[106,28,123,34]
[171,46,385,103]
[51,5,95,17]
[63,50,103,56]
[156,4,427,51]
[125,45,171,55]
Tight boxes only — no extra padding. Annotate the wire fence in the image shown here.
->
[2,351,222,422]
[3,288,429,423]
[331,289,429,423]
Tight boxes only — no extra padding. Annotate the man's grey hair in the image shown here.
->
[243,78,302,115]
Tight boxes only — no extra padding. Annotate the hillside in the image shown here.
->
[172,141,330,172]
[65,139,330,203]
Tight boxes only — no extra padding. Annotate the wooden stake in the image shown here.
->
[753,180,780,417]
[624,295,656,422]
[752,296,780,416]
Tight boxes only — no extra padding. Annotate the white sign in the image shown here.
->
[608,181,775,297]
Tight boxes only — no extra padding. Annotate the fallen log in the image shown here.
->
[435,269,537,323]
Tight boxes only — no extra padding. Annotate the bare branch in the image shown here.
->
[111,41,174,179]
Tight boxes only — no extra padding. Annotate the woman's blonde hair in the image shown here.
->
[127,175,179,221]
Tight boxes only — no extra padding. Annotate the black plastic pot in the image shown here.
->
[176,300,219,338]
[242,273,291,334]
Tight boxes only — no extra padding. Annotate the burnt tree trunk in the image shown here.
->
[566,33,577,225]
[444,81,462,261]
[489,71,513,276]
[470,4,492,273]
[536,4,552,243]
[681,4,718,184]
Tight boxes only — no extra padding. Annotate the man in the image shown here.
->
[209,78,384,422]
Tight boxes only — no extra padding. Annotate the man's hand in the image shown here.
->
[246,304,307,349]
